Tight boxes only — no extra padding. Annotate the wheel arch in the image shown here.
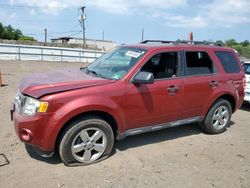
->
[206,94,236,116]
[55,110,119,150]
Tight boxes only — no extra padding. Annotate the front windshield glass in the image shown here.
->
[86,46,146,80]
[244,64,250,74]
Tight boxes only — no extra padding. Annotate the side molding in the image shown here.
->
[116,116,204,140]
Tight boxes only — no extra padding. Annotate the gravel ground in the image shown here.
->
[0,60,249,188]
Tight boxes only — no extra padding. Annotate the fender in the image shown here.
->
[202,83,237,116]
[42,96,126,151]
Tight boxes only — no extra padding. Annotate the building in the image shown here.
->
[51,37,117,51]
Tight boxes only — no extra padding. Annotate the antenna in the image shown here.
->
[141,28,144,42]
[102,29,104,40]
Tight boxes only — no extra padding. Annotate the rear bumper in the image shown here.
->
[11,103,58,152]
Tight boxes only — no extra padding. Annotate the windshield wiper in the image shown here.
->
[84,67,102,78]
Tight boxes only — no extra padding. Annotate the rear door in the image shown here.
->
[181,50,219,119]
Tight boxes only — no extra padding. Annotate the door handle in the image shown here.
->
[167,86,179,93]
[210,80,219,87]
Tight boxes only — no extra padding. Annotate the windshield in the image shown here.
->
[244,64,250,74]
[86,46,146,80]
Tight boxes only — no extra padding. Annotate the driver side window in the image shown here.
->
[141,52,178,79]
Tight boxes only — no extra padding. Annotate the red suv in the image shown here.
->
[11,41,245,166]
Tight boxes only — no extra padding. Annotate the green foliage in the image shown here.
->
[19,35,36,41]
[232,44,250,58]
[241,40,249,47]
[216,40,224,46]
[0,22,36,41]
[215,38,250,58]
[225,39,237,47]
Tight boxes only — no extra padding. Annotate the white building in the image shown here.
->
[51,37,117,51]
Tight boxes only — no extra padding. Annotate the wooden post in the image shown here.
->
[0,70,2,87]
[188,32,194,44]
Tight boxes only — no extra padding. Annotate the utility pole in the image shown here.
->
[141,28,144,42]
[79,6,86,49]
[102,30,104,41]
[44,28,47,45]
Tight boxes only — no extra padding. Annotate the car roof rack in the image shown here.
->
[141,40,176,44]
[141,40,223,46]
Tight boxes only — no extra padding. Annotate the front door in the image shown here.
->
[124,51,184,129]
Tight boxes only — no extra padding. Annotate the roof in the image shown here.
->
[126,43,231,52]
[124,40,232,51]
[51,37,73,40]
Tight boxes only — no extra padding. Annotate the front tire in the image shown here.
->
[59,116,114,166]
[202,99,232,134]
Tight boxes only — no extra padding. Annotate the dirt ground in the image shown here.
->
[0,60,249,188]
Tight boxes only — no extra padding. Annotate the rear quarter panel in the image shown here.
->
[203,48,245,113]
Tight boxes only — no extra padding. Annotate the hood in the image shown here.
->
[20,68,115,98]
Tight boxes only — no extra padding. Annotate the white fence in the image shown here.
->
[0,43,105,62]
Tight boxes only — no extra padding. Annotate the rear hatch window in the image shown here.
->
[215,51,240,73]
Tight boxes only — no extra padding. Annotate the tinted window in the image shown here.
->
[185,51,214,76]
[141,52,178,79]
[215,51,240,73]
[244,64,250,75]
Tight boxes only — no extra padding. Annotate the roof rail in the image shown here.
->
[141,40,176,44]
[141,40,223,46]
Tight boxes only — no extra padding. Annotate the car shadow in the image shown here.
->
[25,121,235,165]
[0,84,8,87]
[115,123,203,152]
[240,102,250,112]
[25,144,61,165]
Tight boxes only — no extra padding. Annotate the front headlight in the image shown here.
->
[22,97,49,116]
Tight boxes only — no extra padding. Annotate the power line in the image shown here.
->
[24,30,81,36]
[10,20,76,23]
[0,3,75,10]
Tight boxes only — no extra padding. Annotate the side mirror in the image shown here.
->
[132,71,154,84]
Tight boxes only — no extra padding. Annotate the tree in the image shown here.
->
[0,22,36,41]
[3,25,15,39]
[241,40,250,47]
[225,39,237,47]
[0,23,4,39]
[216,40,224,46]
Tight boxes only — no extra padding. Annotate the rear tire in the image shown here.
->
[59,116,114,166]
[202,99,232,134]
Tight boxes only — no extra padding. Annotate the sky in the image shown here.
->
[0,0,250,44]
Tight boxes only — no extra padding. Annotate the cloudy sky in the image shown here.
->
[0,0,250,44]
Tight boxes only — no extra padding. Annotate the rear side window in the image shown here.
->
[215,51,240,73]
[185,51,215,76]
